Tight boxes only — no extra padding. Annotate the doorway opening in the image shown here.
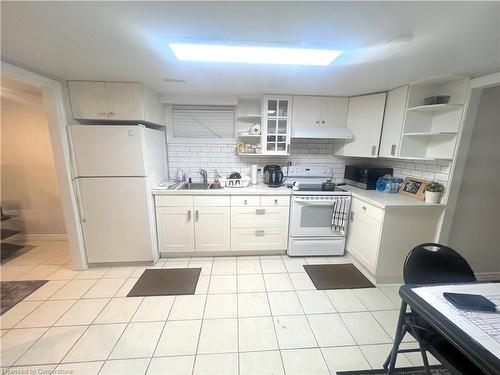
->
[1,75,72,275]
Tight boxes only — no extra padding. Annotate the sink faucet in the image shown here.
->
[199,169,208,185]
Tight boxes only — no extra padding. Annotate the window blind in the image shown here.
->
[171,105,236,138]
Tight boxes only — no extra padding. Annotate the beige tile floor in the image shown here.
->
[0,240,440,374]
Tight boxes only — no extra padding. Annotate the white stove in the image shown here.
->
[283,166,352,257]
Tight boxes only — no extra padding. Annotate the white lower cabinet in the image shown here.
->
[156,206,195,252]
[346,196,444,283]
[346,203,382,274]
[155,194,290,255]
[194,206,230,252]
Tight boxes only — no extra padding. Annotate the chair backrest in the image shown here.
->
[403,243,476,285]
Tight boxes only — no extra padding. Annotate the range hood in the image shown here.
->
[292,127,353,140]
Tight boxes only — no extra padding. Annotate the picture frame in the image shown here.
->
[399,177,431,200]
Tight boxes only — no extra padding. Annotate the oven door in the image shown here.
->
[289,195,350,237]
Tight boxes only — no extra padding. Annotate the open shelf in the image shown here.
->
[237,115,261,123]
[237,133,261,139]
[236,152,265,156]
[399,76,469,161]
[403,131,458,137]
[407,104,463,114]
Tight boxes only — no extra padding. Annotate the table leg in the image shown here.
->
[386,301,408,374]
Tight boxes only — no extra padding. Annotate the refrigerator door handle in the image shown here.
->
[73,179,86,223]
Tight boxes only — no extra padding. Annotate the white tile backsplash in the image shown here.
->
[167,140,451,187]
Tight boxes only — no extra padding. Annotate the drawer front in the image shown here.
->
[261,196,290,207]
[194,195,230,207]
[231,206,289,228]
[155,195,193,207]
[351,198,384,222]
[231,195,261,207]
[231,228,287,251]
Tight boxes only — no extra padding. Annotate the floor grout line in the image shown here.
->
[258,255,287,375]
[190,256,213,375]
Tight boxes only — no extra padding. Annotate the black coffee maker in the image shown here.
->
[264,165,284,187]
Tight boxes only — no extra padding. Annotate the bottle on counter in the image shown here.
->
[177,168,184,182]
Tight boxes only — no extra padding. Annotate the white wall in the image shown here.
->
[448,86,500,275]
[1,92,66,235]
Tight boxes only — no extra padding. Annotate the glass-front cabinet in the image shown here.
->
[262,95,292,155]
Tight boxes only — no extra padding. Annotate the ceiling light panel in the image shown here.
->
[169,43,342,66]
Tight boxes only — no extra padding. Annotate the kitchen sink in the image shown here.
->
[178,183,210,190]
[168,182,223,190]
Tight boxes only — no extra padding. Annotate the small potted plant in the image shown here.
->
[424,181,445,204]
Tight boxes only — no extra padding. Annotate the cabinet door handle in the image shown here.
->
[321,120,325,124]
[371,145,377,156]
[362,206,367,211]
[274,199,278,204]
[195,210,199,222]
[315,120,320,124]
[108,111,115,116]
[187,210,191,221]
[244,199,248,205]
[350,211,354,221]
[98,111,106,116]
[255,230,265,236]
[391,144,396,156]
[255,208,266,214]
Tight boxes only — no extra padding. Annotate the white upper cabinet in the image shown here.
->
[320,97,349,128]
[262,95,292,155]
[68,81,164,125]
[67,81,109,120]
[292,96,348,130]
[105,82,144,121]
[379,86,409,158]
[339,92,387,158]
[292,96,320,128]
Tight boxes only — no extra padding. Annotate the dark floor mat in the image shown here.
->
[127,268,201,297]
[1,228,19,240]
[337,365,450,374]
[1,280,48,315]
[304,263,374,289]
[1,243,25,264]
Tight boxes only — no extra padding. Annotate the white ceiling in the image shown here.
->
[1,2,499,97]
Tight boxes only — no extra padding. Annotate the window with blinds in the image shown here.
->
[171,105,236,139]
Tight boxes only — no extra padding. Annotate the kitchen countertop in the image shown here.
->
[341,185,445,209]
[153,183,292,196]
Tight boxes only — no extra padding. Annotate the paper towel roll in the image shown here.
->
[251,164,258,185]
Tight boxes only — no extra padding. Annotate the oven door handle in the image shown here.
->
[293,199,339,206]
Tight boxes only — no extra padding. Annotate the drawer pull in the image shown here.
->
[244,199,248,205]
[255,208,266,214]
[255,230,265,236]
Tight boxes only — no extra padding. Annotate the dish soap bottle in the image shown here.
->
[177,168,184,182]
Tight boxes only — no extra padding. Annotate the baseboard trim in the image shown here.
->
[11,234,68,242]
[476,272,500,281]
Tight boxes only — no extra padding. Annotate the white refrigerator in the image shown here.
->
[69,124,167,264]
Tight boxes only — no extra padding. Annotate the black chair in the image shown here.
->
[384,243,478,375]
